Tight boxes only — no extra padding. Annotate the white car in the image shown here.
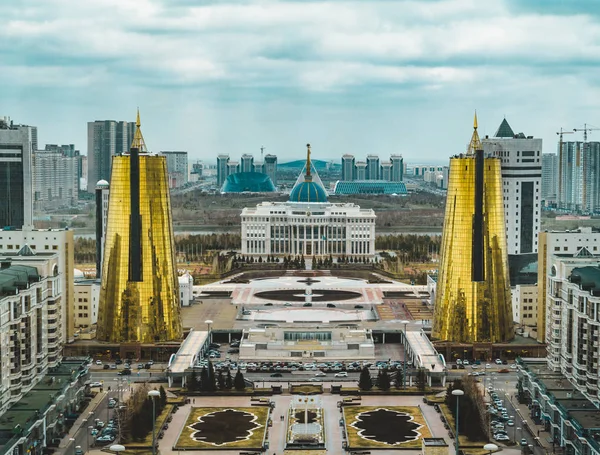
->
[95,360,102,365]
[90,382,102,388]
[463,360,469,365]
[335,372,348,377]
[495,359,503,365]
[485,364,491,368]
[315,372,327,377]
[511,364,518,369]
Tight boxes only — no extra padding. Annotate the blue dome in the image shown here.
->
[289,180,328,203]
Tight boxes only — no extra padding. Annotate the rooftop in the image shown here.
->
[494,118,515,138]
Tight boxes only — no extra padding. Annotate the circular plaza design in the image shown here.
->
[254,289,361,302]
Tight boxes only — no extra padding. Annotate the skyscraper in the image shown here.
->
[366,155,380,180]
[557,141,600,213]
[390,154,404,182]
[482,118,542,255]
[95,179,109,278]
[97,112,182,343]
[341,154,355,181]
[0,117,34,228]
[355,161,367,180]
[263,154,278,186]
[32,148,78,210]
[241,154,254,173]
[217,154,230,188]
[87,120,135,193]
[432,115,513,343]
[380,161,392,181]
[541,153,558,206]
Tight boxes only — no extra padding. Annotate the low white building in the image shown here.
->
[239,325,375,360]
[241,146,376,259]
[73,278,100,338]
[179,271,194,306]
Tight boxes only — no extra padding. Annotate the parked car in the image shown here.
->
[115,359,123,365]
[315,372,327,377]
[103,364,110,370]
[303,303,312,307]
[227,348,239,354]
[75,446,84,455]
[118,369,131,376]
[110,364,117,369]
[521,438,528,446]
[495,359,503,365]
[95,360,102,365]
[96,435,115,443]
[138,363,144,369]
[326,304,336,308]
[90,382,102,388]
[354,305,364,309]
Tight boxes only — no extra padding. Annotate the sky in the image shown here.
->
[2,0,600,164]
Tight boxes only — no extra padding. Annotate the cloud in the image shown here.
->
[1,0,599,160]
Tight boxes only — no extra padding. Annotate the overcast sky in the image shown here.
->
[2,0,599,164]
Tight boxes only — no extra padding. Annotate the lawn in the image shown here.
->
[290,384,323,395]
[439,403,489,448]
[343,406,431,449]
[175,406,269,450]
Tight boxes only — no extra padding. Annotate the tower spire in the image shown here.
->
[468,111,482,155]
[305,143,312,179]
[131,108,147,153]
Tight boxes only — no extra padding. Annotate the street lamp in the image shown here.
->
[109,444,126,453]
[452,389,465,455]
[517,427,522,444]
[148,389,161,455]
[88,425,94,451]
[400,320,410,389]
[205,319,213,343]
[68,438,76,455]
[484,443,498,455]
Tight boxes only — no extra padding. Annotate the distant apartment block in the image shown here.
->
[558,141,600,213]
[86,120,135,193]
[216,152,278,189]
[33,147,78,210]
[542,153,558,206]
[161,150,189,188]
[341,154,403,183]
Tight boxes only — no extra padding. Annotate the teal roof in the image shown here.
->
[289,180,328,203]
[334,180,407,195]
[221,172,276,193]
[494,118,515,138]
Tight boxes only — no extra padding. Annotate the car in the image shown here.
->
[335,372,348,377]
[354,305,364,309]
[227,348,239,354]
[148,360,154,365]
[270,373,283,377]
[495,435,510,441]
[456,359,462,365]
[511,364,518,369]
[96,435,115,443]
[521,438,528,446]
[124,363,131,369]
[315,372,327,377]
[310,377,322,381]
[118,369,131,376]
[108,401,116,408]
[103,364,110,370]
[75,446,84,455]
[115,359,123,365]
[507,420,514,426]
[138,363,144,369]
[95,421,105,428]
[284,302,292,306]
[95,360,102,365]
[265,303,273,306]
[110,364,117,369]
[90,382,102,388]
[90,428,99,436]
[303,303,312,307]
[471,364,479,369]
[485,363,491,368]
[209,343,221,349]
[495,359,503,365]
[463,360,469,365]
[326,303,336,308]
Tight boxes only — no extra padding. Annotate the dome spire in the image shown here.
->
[468,110,482,155]
[305,143,312,180]
[130,108,148,153]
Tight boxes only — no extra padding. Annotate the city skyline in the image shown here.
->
[2,0,599,161]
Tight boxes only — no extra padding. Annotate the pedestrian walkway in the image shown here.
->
[512,398,555,453]
[56,392,105,454]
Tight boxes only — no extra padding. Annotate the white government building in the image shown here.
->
[241,145,376,259]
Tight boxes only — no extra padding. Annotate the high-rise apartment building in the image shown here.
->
[390,154,404,182]
[227,161,240,176]
[558,141,600,213]
[86,120,135,193]
[161,150,189,188]
[355,161,367,180]
[0,117,34,229]
[97,112,182,343]
[263,154,278,186]
[241,154,254,173]
[541,153,558,206]
[341,154,355,181]
[366,155,380,180]
[482,118,542,256]
[433,116,513,343]
[217,154,230,187]
[253,162,264,174]
[32,148,78,210]
[380,162,392,181]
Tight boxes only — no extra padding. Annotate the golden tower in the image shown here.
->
[432,114,513,343]
[97,111,182,343]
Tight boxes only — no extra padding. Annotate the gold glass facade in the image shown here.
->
[97,154,182,342]
[432,155,513,343]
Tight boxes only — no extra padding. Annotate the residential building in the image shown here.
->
[80,155,87,191]
[390,154,404,182]
[226,160,240,177]
[240,153,254,173]
[263,154,278,186]
[0,117,35,229]
[366,154,380,180]
[341,154,355,181]
[558,141,600,213]
[95,180,109,278]
[542,153,558,206]
[253,162,264,174]
[97,112,182,343]
[355,161,367,180]
[73,278,100,338]
[32,148,78,210]
[86,120,135,193]
[536,227,600,343]
[216,154,230,187]
[0,228,75,343]
[179,271,194,306]
[161,150,189,188]
[241,145,376,259]
[433,116,513,343]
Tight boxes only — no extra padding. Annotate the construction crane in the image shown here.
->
[573,124,600,142]
[260,145,265,161]
[556,127,574,207]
